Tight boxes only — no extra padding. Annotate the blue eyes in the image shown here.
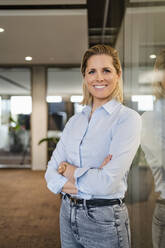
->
[88,69,111,74]
[104,69,110,73]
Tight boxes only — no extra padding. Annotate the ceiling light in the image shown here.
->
[25,56,32,61]
[46,96,62,103]
[0,28,5,32]
[149,54,156,59]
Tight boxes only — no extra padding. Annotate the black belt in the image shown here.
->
[64,193,125,207]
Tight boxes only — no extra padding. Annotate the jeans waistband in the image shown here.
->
[63,193,125,207]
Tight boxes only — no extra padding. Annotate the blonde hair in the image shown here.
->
[153,50,165,99]
[80,44,123,105]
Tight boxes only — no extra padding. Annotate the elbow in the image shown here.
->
[77,169,116,195]
[44,169,49,183]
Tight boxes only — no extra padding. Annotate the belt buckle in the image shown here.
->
[73,198,78,204]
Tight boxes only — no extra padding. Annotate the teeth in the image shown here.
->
[94,85,106,89]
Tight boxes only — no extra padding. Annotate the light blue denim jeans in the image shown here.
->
[152,202,165,248]
[60,195,131,248]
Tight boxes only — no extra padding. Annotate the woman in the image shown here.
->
[141,50,165,248]
[45,44,141,248]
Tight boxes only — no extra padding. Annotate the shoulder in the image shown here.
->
[64,111,85,130]
[111,104,141,139]
[118,104,141,125]
[66,112,82,125]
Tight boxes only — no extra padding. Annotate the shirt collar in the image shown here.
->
[82,105,92,117]
[102,99,121,115]
[82,99,121,116]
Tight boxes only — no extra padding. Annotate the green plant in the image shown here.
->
[38,137,60,160]
[9,116,25,153]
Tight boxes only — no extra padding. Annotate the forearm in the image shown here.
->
[75,151,138,195]
[62,180,78,194]
[45,133,69,194]
[58,162,77,184]
[75,113,141,195]
[45,165,68,194]
[63,167,76,184]
[59,155,112,184]
[58,154,112,195]
[57,162,78,194]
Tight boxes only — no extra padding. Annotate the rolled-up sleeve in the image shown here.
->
[45,119,72,194]
[74,110,141,195]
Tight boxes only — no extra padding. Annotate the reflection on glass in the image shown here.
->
[0,68,31,167]
[47,68,83,158]
[117,4,165,247]
[141,50,165,248]
[48,102,67,132]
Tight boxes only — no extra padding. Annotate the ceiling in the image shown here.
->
[130,0,165,3]
[0,68,31,95]
[0,0,86,4]
[0,0,125,96]
[116,5,165,96]
[0,68,83,97]
[0,9,88,65]
[0,1,165,97]
[117,5,165,65]
[0,0,125,65]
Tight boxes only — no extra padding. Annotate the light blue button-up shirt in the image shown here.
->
[45,99,141,199]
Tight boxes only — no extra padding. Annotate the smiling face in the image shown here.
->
[84,54,120,108]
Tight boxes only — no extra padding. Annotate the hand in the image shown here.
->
[58,161,77,184]
[62,180,78,194]
[100,154,112,169]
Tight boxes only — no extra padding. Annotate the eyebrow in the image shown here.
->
[87,66,112,71]
[102,67,112,69]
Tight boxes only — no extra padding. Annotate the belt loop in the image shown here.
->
[119,198,123,206]
[83,199,87,210]
[63,194,66,200]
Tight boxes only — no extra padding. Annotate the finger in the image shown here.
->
[62,161,70,167]
[104,155,111,163]
[109,154,112,160]
[100,154,112,168]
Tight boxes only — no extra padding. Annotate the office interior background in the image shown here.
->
[0,0,165,248]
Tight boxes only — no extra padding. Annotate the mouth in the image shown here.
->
[93,85,107,89]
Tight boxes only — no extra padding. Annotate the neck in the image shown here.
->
[92,98,111,112]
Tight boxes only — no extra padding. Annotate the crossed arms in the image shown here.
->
[59,154,112,194]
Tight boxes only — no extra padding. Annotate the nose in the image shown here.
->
[96,71,104,81]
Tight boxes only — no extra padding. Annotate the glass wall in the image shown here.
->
[46,67,84,158]
[116,3,165,248]
[0,68,31,168]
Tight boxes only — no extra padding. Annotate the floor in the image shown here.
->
[0,169,157,248]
